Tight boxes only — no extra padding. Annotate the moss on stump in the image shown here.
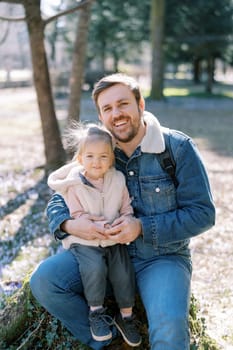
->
[0,277,219,350]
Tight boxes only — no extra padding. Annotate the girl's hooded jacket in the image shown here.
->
[47,165,133,249]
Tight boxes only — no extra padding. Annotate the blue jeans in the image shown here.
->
[133,255,191,350]
[30,250,191,350]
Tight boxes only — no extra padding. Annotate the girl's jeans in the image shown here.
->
[70,243,135,308]
[30,250,191,350]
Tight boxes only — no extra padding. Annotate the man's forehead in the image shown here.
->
[98,84,133,105]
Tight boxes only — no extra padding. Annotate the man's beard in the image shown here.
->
[111,124,139,143]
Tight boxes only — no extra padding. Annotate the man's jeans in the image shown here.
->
[30,250,191,350]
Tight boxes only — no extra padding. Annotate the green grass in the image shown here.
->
[140,78,233,99]
[164,87,190,96]
[164,86,233,99]
[142,79,233,158]
[163,80,233,99]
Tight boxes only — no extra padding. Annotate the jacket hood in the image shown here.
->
[141,111,165,154]
[48,162,83,193]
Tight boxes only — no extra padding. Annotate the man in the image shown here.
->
[30,73,215,350]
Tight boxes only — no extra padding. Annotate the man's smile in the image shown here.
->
[113,117,129,128]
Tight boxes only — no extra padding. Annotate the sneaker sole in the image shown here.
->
[90,328,112,342]
[114,320,142,347]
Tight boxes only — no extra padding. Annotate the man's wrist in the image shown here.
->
[61,220,70,233]
[54,229,70,240]
[55,220,72,240]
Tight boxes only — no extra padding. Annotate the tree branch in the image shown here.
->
[0,21,10,44]
[0,0,94,24]
[0,15,25,21]
[43,0,94,26]
[0,0,22,3]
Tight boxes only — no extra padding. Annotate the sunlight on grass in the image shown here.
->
[143,82,233,99]
[164,87,190,97]
[221,90,233,98]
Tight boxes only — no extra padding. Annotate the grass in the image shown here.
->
[141,79,233,159]
[142,79,233,104]
[163,79,233,98]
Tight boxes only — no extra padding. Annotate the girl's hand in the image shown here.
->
[61,215,108,240]
[104,216,142,244]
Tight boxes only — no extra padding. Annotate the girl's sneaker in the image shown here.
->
[114,313,142,347]
[89,308,113,342]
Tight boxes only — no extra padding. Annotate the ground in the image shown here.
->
[0,85,233,349]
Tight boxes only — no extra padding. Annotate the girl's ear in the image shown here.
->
[77,154,82,164]
[111,155,115,167]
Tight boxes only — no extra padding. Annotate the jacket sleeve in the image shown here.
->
[141,137,216,246]
[46,193,73,237]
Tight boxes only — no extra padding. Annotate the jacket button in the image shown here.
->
[155,187,160,192]
[129,171,134,176]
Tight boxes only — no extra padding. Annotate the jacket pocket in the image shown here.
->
[139,176,177,214]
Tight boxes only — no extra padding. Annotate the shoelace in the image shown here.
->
[90,311,114,329]
[123,316,141,335]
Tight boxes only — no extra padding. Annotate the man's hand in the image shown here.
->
[61,215,108,241]
[105,216,142,244]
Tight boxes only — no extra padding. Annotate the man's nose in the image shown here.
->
[112,106,121,117]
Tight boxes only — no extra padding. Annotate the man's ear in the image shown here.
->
[139,97,145,113]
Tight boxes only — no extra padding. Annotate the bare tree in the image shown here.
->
[0,0,93,171]
[150,0,165,100]
[68,1,92,122]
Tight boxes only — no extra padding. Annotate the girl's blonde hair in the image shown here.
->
[64,122,114,160]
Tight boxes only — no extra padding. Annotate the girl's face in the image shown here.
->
[78,140,114,180]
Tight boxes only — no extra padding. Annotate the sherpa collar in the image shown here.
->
[140,111,165,154]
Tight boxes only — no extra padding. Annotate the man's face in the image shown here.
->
[97,84,144,143]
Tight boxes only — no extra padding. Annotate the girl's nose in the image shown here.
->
[93,157,100,165]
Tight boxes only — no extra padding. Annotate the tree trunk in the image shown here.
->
[67,1,92,122]
[205,56,215,94]
[193,57,201,84]
[0,277,32,346]
[24,0,66,171]
[150,0,165,100]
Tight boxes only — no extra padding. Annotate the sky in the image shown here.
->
[40,0,63,16]
[40,0,82,16]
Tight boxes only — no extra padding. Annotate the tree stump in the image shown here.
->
[0,277,219,350]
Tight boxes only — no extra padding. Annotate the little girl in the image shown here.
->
[48,124,141,347]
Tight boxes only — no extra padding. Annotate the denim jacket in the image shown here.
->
[47,112,215,260]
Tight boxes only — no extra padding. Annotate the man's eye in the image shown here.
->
[103,107,111,112]
[120,102,128,107]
